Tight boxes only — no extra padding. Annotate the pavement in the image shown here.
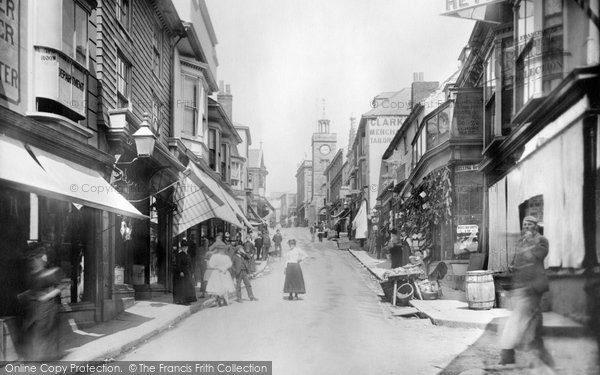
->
[347,248,600,375]
[346,248,585,334]
[56,260,270,362]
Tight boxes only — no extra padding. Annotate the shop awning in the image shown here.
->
[441,0,511,24]
[248,205,267,225]
[186,163,224,206]
[332,208,350,219]
[172,173,218,235]
[192,165,250,228]
[352,200,368,239]
[174,162,246,230]
[0,135,146,219]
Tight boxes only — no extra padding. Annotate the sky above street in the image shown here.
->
[205,0,476,195]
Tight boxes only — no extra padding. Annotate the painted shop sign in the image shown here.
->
[368,116,405,144]
[457,224,478,234]
[0,0,20,104]
[34,47,86,116]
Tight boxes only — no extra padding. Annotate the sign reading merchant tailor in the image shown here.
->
[0,0,21,106]
[367,115,406,209]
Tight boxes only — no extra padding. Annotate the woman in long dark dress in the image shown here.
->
[20,244,63,361]
[173,240,197,305]
[283,239,307,300]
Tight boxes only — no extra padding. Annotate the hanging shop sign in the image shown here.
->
[34,47,87,117]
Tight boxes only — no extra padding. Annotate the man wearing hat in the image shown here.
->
[231,245,258,302]
[499,215,553,367]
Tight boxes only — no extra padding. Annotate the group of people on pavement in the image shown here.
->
[173,228,306,306]
[173,232,259,306]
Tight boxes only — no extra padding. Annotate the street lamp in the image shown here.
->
[132,113,156,157]
[112,113,157,186]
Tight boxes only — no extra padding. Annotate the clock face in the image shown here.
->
[319,144,331,155]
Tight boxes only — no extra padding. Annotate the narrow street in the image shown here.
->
[118,228,484,375]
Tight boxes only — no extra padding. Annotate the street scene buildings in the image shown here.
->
[0,0,599,374]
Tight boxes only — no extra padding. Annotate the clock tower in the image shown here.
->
[311,113,337,223]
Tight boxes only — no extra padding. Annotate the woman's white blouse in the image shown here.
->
[285,247,307,264]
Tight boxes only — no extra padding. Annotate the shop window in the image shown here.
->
[454,172,484,260]
[116,52,131,108]
[515,0,564,111]
[182,75,198,136]
[38,197,89,303]
[116,0,131,32]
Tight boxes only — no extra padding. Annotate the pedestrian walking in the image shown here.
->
[173,239,197,305]
[499,216,553,367]
[310,223,316,243]
[272,229,283,257]
[317,222,324,242]
[283,239,307,300]
[206,245,235,307]
[244,236,257,273]
[254,233,263,261]
[262,232,271,261]
[19,243,64,361]
[232,246,258,302]
[196,236,209,298]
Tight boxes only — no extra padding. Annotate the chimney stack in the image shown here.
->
[411,73,438,109]
[218,81,233,121]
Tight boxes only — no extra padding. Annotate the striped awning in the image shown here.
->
[172,174,218,235]
[173,162,251,234]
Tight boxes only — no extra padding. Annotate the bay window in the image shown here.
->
[182,76,198,136]
[515,0,564,111]
[208,129,217,170]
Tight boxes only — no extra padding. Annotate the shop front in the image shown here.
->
[0,134,146,325]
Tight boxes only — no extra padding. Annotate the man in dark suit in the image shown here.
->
[254,233,263,261]
[232,247,258,303]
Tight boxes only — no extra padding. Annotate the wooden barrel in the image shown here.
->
[465,270,495,310]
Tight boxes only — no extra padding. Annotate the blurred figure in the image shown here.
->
[19,243,64,360]
[310,223,316,243]
[196,236,209,299]
[244,236,257,273]
[254,233,263,261]
[317,222,324,242]
[283,239,307,301]
[232,246,258,303]
[499,216,553,367]
[262,231,271,261]
[173,239,197,305]
[206,245,235,307]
